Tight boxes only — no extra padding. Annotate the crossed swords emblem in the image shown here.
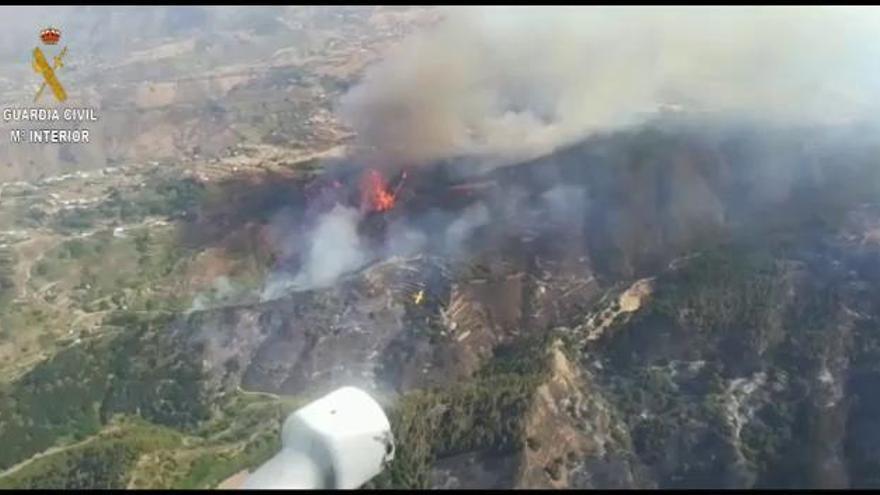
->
[32,45,68,103]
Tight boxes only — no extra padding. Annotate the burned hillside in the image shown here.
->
[3,118,880,488]
[152,120,880,488]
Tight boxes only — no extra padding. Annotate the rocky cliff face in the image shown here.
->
[419,201,880,489]
[528,204,880,489]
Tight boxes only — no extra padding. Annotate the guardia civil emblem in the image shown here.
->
[33,26,68,103]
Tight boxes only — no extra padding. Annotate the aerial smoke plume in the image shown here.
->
[259,6,880,300]
[340,6,880,170]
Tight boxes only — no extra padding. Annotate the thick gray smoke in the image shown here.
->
[340,6,880,169]
[262,6,880,299]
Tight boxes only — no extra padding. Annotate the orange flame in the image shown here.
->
[361,169,397,213]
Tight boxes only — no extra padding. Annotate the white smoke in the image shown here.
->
[444,202,490,256]
[385,220,429,257]
[542,185,587,228]
[293,205,367,289]
[340,6,880,169]
[261,204,367,299]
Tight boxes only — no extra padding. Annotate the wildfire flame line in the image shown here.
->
[361,169,406,213]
